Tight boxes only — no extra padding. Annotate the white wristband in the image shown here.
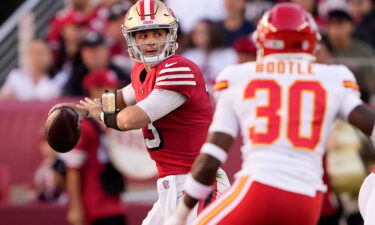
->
[201,143,228,164]
[184,174,212,200]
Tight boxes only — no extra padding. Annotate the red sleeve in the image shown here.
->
[154,58,203,99]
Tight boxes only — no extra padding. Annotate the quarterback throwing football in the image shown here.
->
[50,1,229,225]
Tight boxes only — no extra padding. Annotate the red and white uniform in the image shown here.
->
[194,54,363,225]
[132,54,213,178]
[130,54,229,225]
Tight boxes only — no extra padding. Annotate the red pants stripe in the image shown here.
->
[198,179,218,214]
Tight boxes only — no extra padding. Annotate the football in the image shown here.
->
[45,107,81,153]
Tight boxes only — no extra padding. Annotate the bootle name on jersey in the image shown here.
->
[132,54,212,178]
[212,55,362,196]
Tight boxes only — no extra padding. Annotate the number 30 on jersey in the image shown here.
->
[244,79,326,151]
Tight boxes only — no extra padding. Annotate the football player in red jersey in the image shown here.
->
[164,3,375,225]
[50,1,229,225]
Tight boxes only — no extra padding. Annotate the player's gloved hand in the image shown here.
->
[49,103,88,125]
[163,202,190,225]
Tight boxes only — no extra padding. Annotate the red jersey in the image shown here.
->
[65,119,125,222]
[131,54,212,178]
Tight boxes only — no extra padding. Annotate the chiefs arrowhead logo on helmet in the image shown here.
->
[121,0,178,66]
[253,3,321,58]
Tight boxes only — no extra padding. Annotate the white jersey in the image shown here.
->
[211,54,363,197]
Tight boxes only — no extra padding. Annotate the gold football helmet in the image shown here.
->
[121,0,178,66]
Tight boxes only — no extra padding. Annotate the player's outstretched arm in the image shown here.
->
[79,84,136,120]
[76,84,151,131]
[101,89,186,131]
[164,132,233,225]
[87,104,151,131]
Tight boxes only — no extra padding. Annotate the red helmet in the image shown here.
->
[253,3,320,57]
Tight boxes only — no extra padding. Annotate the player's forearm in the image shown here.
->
[117,105,151,131]
[191,154,221,186]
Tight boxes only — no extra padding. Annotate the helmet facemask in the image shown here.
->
[121,0,179,66]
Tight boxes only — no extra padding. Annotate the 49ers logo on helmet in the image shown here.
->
[142,20,154,25]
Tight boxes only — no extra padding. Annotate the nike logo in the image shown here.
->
[165,62,178,67]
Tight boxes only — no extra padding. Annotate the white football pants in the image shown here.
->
[142,168,230,225]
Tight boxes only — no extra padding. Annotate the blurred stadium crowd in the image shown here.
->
[1,0,375,225]
[2,0,375,101]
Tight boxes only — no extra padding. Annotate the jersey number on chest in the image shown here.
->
[244,79,327,151]
[143,123,164,151]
